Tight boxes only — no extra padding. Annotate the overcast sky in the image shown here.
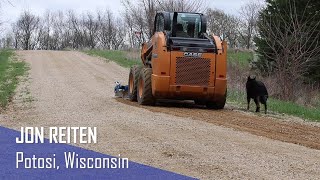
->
[0,0,256,32]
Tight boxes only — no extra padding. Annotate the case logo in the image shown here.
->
[183,52,202,57]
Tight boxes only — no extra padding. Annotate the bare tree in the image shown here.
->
[207,9,226,37]
[156,0,207,12]
[52,10,70,50]
[123,9,135,48]
[0,32,13,48]
[207,8,240,48]
[225,16,241,48]
[122,0,207,46]
[66,10,81,49]
[112,18,126,50]
[4,0,205,50]
[141,0,156,38]
[15,11,40,50]
[82,12,99,49]
[97,9,115,49]
[37,10,53,50]
[5,0,211,50]
[239,1,263,49]
[12,23,20,49]
[256,1,320,100]
[122,0,149,43]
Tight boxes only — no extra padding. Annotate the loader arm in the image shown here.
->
[141,41,153,66]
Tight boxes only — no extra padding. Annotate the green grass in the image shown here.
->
[228,50,253,67]
[84,50,141,68]
[0,50,27,108]
[86,49,253,68]
[227,89,320,122]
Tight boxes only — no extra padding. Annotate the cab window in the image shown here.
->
[155,15,165,32]
[174,13,202,38]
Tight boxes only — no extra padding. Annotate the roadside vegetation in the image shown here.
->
[227,49,253,67]
[228,50,320,122]
[84,50,141,68]
[0,50,27,109]
[228,90,320,122]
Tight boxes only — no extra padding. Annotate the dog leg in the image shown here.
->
[264,103,267,114]
[247,97,251,110]
[254,97,260,112]
[260,96,268,114]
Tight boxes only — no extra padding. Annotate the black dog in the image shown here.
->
[246,76,268,114]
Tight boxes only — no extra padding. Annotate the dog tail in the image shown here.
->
[260,95,268,104]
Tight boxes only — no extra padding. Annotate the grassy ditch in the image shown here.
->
[228,49,253,67]
[228,90,320,122]
[86,49,253,68]
[84,50,141,68]
[0,50,27,108]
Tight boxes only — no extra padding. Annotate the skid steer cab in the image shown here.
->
[128,11,227,109]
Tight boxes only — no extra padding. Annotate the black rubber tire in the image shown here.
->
[128,65,142,101]
[206,89,227,109]
[194,100,206,105]
[137,68,155,105]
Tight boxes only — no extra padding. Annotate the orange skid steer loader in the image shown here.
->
[128,12,227,109]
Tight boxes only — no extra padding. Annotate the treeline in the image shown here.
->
[0,0,262,50]
[254,0,320,100]
[4,10,126,50]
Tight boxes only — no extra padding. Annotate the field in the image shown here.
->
[0,50,27,109]
[86,49,320,122]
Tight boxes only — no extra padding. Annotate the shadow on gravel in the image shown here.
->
[155,100,207,109]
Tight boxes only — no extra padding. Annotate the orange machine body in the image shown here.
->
[141,31,227,102]
[132,11,227,108]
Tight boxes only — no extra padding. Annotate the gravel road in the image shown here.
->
[1,50,320,179]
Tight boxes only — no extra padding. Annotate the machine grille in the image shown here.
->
[175,57,211,86]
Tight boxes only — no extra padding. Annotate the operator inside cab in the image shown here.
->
[173,13,202,39]
[176,24,189,38]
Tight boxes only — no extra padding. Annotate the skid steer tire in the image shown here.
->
[206,89,227,109]
[128,65,142,101]
[194,100,206,106]
[137,68,155,105]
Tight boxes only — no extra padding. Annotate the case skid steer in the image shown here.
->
[128,11,227,109]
